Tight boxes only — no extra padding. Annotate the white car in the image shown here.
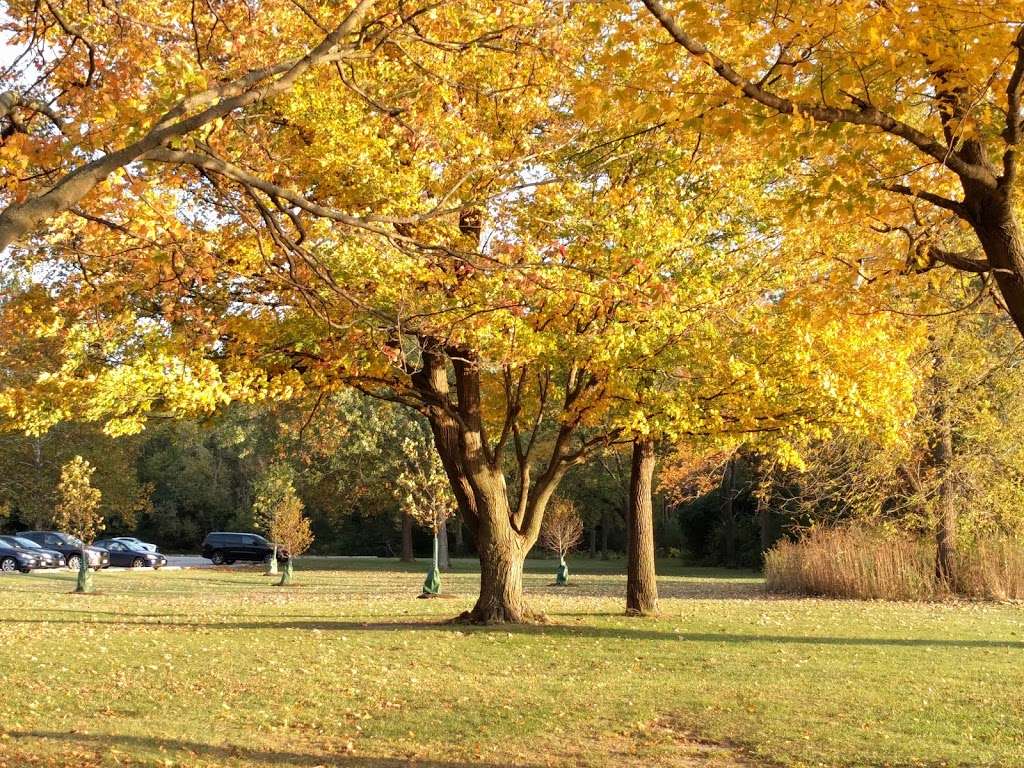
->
[111,537,159,553]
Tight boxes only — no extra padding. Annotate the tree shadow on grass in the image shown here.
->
[5,615,1023,649]
[9,731,539,767]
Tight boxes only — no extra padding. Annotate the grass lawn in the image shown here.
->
[0,557,1022,767]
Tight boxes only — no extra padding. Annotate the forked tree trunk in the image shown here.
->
[413,347,572,624]
[400,512,414,562]
[470,510,532,623]
[626,438,658,616]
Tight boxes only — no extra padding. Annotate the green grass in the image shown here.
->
[0,558,1022,767]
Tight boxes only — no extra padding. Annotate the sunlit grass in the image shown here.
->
[0,558,1021,767]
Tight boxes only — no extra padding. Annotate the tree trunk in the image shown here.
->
[453,515,464,555]
[626,438,659,616]
[76,546,92,594]
[588,522,597,558]
[278,556,294,586]
[412,348,570,624]
[600,507,610,560]
[400,512,414,562]
[721,457,738,568]
[967,189,1024,338]
[438,518,451,571]
[933,388,958,588]
[758,490,770,557]
[469,523,532,623]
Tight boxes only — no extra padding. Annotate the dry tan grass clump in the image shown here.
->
[765,527,934,600]
[766,526,1024,602]
[956,538,1024,601]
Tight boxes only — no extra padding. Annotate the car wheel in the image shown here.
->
[211,551,224,565]
[18,567,31,574]
[0,557,17,573]
[131,557,146,568]
[66,554,81,570]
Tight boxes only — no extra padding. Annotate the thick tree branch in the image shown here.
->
[1001,27,1024,185]
[642,0,998,189]
[876,182,966,216]
[0,0,377,252]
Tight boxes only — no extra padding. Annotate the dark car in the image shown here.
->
[201,532,286,565]
[93,539,167,569]
[0,535,65,569]
[18,531,111,571]
[0,543,39,573]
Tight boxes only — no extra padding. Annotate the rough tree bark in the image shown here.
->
[626,437,659,616]
[400,512,414,562]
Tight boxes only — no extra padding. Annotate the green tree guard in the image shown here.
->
[555,556,569,586]
[267,544,279,576]
[423,533,441,595]
[279,555,293,586]
[76,547,93,594]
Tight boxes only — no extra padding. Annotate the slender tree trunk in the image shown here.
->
[278,555,294,586]
[721,457,738,568]
[453,515,464,555]
[600,507,610,560]
[933,388,958,588]
[626,438,658,616]
[758,491,770,557]
[400,512,414,562]
[76,546,92,594]
[438,518,451,571]
[588,523,597,558]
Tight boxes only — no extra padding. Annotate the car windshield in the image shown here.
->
[59,534,84,547]
[12,537,41,549]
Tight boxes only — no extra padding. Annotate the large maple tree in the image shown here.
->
[0,1,922,622]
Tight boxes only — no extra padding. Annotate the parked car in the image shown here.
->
[109,537,159,553]
[0,542,40,573]
[17,531,111,570]
[201,532,286,565]
[0,535,65,568]
[93,539,167,568]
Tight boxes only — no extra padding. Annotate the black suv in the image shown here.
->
[201,532,286,565]
[18,531,111,570]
